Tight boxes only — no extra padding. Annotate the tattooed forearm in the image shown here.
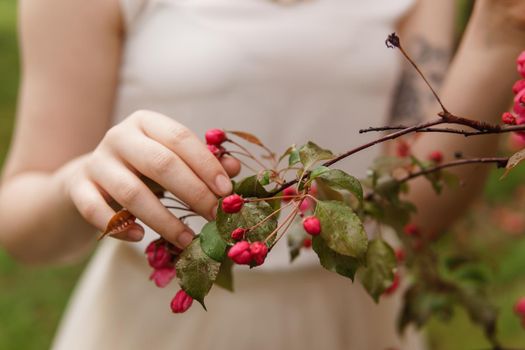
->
[389,36,452,125]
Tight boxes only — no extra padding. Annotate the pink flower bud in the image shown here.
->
[207,144,224,158]
[517,51,525,78]
[515,297,525,316]
[396,140,410,158]
[171,290,194,314]
[514,90,525,117]
[403,223,420,237]
[222,194,244,213]
[227,241,252,265]
[428,150,443,163]
[205,129,227,145]
[509,132,525,151]
[513,79,525,95]
[303,238,312,248]
[282,187,298,201]
[395,248,406,264]
[384,272,401,296]
[145,242,172,269]
[299,198,313,213]
[230,228,246,241]
[149,267,177,288]
[502,112,517,125]
[249,241,268,266]
[303,216,321,236]
[308,182,318,198]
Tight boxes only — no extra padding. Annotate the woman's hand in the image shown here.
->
[66,110,241,249]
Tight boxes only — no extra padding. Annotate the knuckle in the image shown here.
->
[150,149,176,176]
[103,125,122,143]
[127,110,149,123]
[115,181,142,205]
[79,199,99,224]
[168,124,192,146]
[191,185,212,204]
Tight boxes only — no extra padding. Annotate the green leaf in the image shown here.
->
[501,148,525,179]
[315,169,364,204]
[458,290,498,332]
[287,217,308,262]
[259,171,271,186]
[312,236,362,280]
[441,170,460,188]
[410,156,443,194]
[289,148,301,166]
[298,142,334,169]
[315,178,346,203]
[358,239,397,302]
[214,258,234,292]
[377,200,416,232]
[398,285,454,332]
[217,199,278,244]
[199,221,227,262]
[234,175,270,198]
[309,166,331,181]
[176,239,221,309]
[314,200,368,258]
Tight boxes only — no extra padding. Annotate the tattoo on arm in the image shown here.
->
[389,37,452,125]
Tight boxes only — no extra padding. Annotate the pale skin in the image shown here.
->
[0,0,524,264]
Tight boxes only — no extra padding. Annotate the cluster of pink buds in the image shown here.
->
[145,239,179,288]
[227,240,269,266]
[502,51,525,147]
[145,239,194,314]
[205,129,227,158]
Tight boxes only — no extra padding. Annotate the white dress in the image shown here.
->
[52,0,427,349]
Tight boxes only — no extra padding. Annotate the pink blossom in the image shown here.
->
[149,267,177,288]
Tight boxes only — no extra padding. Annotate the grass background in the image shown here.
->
[1,1,525,349]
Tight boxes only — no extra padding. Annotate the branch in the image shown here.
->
[397,157,509,184]
[361,123,525,137]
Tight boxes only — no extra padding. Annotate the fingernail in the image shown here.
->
[177,231,194,248]
[210,203,218,220]
[127,228,144,241]
[215,174,232,195]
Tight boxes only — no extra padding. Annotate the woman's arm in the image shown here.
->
[392,0,525,235]
[0,0,240,265]
[0,0,123,263]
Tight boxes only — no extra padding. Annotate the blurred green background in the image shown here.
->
[1,1,525,349]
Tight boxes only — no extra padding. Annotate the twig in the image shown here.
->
[397,157,509,183]
[386,33,449,114]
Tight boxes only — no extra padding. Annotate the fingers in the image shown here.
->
[70,178,145,242]
[87,154,194,248]
[132,111,233,196]
[109,130,219,220]
[220,155,242,177]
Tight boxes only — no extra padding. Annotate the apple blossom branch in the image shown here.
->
[271,33,519,196]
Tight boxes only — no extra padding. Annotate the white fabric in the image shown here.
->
[52,1,428,349]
